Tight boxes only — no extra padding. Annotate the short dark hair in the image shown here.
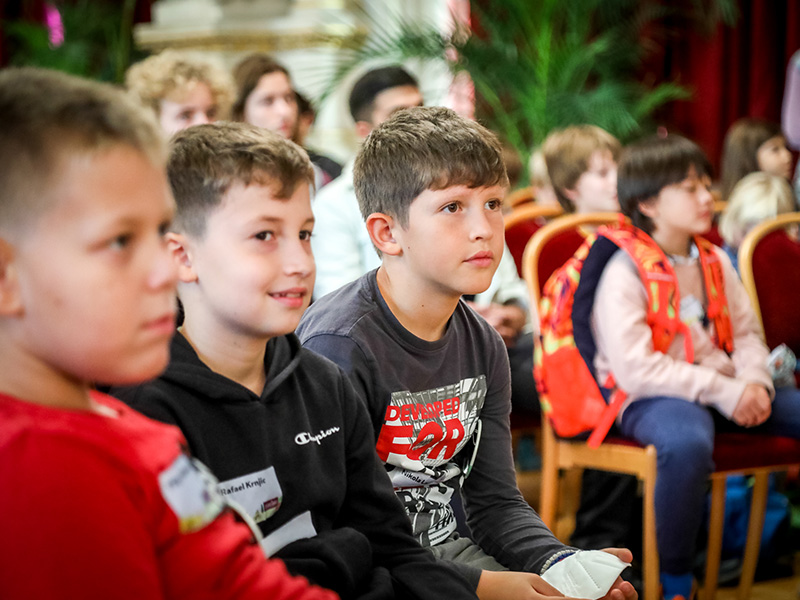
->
[618,134,711,234]
[167,121,314,238]
[348,65,418,123]
[354,106,509,229]
[0,67,164,234]
[720,118,782,201]
[295,90,314,118]
[231,53,291,121]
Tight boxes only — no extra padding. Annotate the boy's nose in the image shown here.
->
[277,99,294,117]
[282,242,314,278]
[149,243,179,291]
[698,185,714,207]
[193,112,212,126]
[469,210,495,241]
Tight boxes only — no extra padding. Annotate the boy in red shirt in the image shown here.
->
[0,67,334,600]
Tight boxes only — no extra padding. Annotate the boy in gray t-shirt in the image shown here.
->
[298,107,636,600]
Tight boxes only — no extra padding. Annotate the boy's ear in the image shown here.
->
[365,212,403,257]
[165,232,199,283]
[354,120,374,140]
[637,198,658,219]
[0,239,23,316]
[562,186,580,204]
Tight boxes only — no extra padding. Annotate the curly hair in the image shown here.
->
[125,50,234,119]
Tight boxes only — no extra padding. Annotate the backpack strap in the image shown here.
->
[582,225,695,448]
[600,225,694,362]
[694,236,734,354]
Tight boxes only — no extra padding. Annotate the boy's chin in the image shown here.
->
[459,276,495,297]
[94,354,171,388]
[267,320,303,339]
[458,284,494,299]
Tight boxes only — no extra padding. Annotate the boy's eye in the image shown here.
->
[299,230,313,241]
[178,110,193,122]
[442,202,460,213]
[255,231,274,241]
[485,199,502,211]
[109,233,132,251]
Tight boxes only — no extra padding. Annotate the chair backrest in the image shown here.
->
[504,203,564,276]
[738,212,800,354]
[700,198,728,247]
[521,212,619,304]
[505,186,537,209]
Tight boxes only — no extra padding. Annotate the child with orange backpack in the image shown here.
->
[538,134,800,600]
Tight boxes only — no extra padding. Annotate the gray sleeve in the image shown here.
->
[461,338,568,574]
[301,332,385,432]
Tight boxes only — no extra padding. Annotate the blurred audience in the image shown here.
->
[125,50,233,134]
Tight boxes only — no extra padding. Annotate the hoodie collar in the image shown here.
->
[165,331,303,403]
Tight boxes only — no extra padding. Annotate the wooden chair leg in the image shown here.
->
[643,449,659,600]
[737,472,769,600]
[703,476,727,600]
[540,425,559,530]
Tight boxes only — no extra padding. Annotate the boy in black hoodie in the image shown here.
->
[111,121,477,600]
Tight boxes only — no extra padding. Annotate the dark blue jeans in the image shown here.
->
[618,387,800,574]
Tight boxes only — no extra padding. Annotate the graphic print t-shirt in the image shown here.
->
[298,272,510,546]
[376,376,486,545]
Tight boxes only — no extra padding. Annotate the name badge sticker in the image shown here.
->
[218,467,282,524]
[158,454,226,533]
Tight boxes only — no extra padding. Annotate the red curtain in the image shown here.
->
[651,0,800,171]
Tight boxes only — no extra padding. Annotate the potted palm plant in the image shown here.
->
[319,0,737,171]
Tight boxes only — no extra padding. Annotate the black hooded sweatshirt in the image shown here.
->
[111,332,477,600]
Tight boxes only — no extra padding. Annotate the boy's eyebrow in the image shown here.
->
[249,215,315,225]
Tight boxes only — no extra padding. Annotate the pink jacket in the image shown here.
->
[591,244,774,420]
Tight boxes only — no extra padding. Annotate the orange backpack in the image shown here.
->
[534,221,733,448]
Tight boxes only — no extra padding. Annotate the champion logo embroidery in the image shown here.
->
[294,426,341,446]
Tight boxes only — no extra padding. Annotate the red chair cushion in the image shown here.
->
[712,433,800,472]
[583,433,800,473]
[537,228,586,295]
[752,230,800,354]
[506,219,545,277]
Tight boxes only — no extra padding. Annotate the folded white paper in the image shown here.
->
[542,550,630,600]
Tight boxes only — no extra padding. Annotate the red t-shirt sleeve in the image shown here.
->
[0,432,166,599]
[0,428,337,600]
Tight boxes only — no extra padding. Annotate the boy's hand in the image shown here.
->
[732,384,772,427]
[475,551,638,600]
[476,570,570,600]
[467,302,527,346]
[598,548,638,600]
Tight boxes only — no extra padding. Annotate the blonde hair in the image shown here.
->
[542,125,621,212]
[125,50,234,119]
[528,149,551,188]
[0,67,165,234]
[719,171,796,248]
